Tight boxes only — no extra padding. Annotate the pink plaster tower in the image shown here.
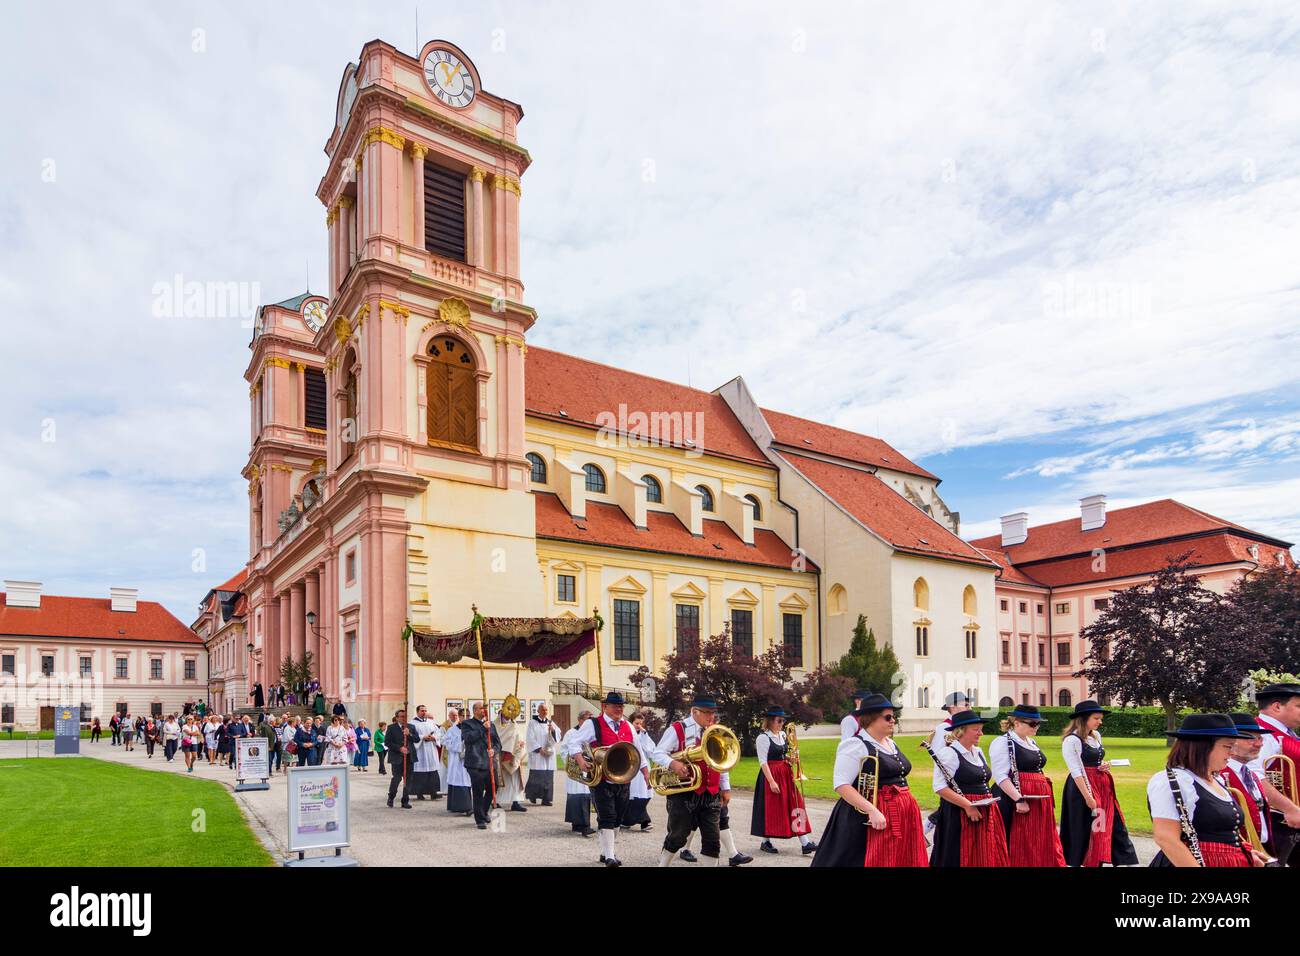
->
[242,39,539,728]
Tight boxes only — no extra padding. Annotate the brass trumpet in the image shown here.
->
[565,739,641,788]
[855,752,880,812]
[1264,753,1298,799]
[650,724,740,796]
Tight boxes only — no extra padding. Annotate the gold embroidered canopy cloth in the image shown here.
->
[405,616,599,672]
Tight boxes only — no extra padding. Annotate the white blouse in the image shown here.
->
[1147,767,1232,822]
[755,730,786,764]
[1062,732,1101,779]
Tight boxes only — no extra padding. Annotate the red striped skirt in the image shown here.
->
[864,786,928,867]
[1083,766,1125,867]
[1008,772,1066,867]
[1200,840,1251,868]
[761,760,811,838]
[961,798,1012,867]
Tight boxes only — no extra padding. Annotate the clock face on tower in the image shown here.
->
[423,48,477,109]
[303,300,326,333]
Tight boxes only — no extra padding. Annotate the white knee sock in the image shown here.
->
[599,828,614,860]
[719,827,738,858]
[611,826,620,860]
[658,848,674,868]
[799,834,813,847]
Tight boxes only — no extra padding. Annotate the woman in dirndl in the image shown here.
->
[991,705,1065,866]
[1149,713,1267,868]
[750,706,816,855]
[930,709,1010,867]
[811,693,926,867]
[1059,700,1138,867]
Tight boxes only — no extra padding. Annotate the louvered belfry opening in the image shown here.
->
[304,367,327,430]
[424,161,467,261]
[426,335,478,451]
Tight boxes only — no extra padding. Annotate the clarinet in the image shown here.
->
[1007,734,1021,795]
[1166,768,1205,867]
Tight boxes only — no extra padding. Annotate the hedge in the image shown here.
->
[978,706,1191,738]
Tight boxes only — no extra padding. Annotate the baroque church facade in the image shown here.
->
[229,39,999,732]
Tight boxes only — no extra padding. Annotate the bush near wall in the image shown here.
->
[979,706,1191,739]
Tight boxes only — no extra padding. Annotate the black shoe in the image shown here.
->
[400,803,412,809]
[729,852,754,866]
[801,841,819,854]
[431,794,442,800]
[477,823,487,830]
[679,849,698,863]
[759,840,778,854]
[417,795,426,801]
[387,799,394,808]
[640,823,654,832]
[542,801,553,807]
[580,828,595,837]
[605,857,622,867]
[510,802,527,812]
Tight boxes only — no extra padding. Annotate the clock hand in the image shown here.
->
[444,62,463,86]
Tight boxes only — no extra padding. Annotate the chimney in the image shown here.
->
[110,587,139,613]
[3,580,41,608]
[1000,512,1029,547]
[1080,494,1107,532]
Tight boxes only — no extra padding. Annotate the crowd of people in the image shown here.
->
[89,680,1300,868]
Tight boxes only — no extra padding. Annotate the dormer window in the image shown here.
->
[583,464,606,493]
[526,453,547,484]
[642,475,663,503]
[695,485,714,512]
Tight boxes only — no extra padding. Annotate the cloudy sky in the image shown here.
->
[3,1,1299,618]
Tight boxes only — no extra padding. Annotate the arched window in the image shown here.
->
[744,494,761,520]
[525,453,547,485]
[696,484,714,512]
[962,584,978,617]
[913,577,929,611]
[1058,689,1072,707]
[642,475,662,503]
[341,349,358,460]
[425,336,478,450]
[583,464,606,493]
[999,696,1014,707]
[828,584,847,615]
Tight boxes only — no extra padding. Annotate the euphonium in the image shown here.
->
[650,724,740,796]
[1264,753,1298,798]
[1224,783,1276,864]
[565,738,641,788]
[855,752,880,813]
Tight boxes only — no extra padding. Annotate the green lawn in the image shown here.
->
[728,734,1168,835]
[0,758,274,866]
[2,729,93,740]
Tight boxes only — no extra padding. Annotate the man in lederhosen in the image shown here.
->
[653,694,729,867]
[1254,683,1300,865]
[566,691,635,867]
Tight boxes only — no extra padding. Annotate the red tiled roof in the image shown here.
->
[975,547,1047,588]
[524,347,770,465]
[761,407,938,481]
[1019,533,1293,588]
[215,569,247,593]
[780,453,995,568]
[0,594,203,645]
[534,493,812,571]
[967,498,1291,564]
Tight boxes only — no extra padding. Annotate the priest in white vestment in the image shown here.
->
[495,708,528,812]
[409,705,442,800]
[524,704,562,806]
[442,708,472,814]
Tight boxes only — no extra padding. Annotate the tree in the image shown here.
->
[1225,565,1300,672]
[1078,556,1254,733]
[279,652,315,690]
[831,614,904,703]
[628,625,826,755]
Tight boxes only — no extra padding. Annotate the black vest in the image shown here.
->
[1189,779,1244,845]
[863,736,912,788]
[1006,735,1047,773]
[950,746,992,795]
[763,734,787,762]
[1079,735,1104,767]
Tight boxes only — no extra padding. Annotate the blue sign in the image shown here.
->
[54,705,80,755]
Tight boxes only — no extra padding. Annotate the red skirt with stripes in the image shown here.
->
[757,760,811,838]
[961,801,1012,867]
[1007,772,1066,867]
[864,785,928,867]
[1083,766,1125,867]
[1200,840,1251,868]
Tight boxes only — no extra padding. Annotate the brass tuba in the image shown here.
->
[650,724,741,796]
[1264,753,1298,798]
[565,738,641,788]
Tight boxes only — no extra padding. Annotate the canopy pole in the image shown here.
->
[513,661,521,698]
[592,605,604,695]
[471,605,497,808]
